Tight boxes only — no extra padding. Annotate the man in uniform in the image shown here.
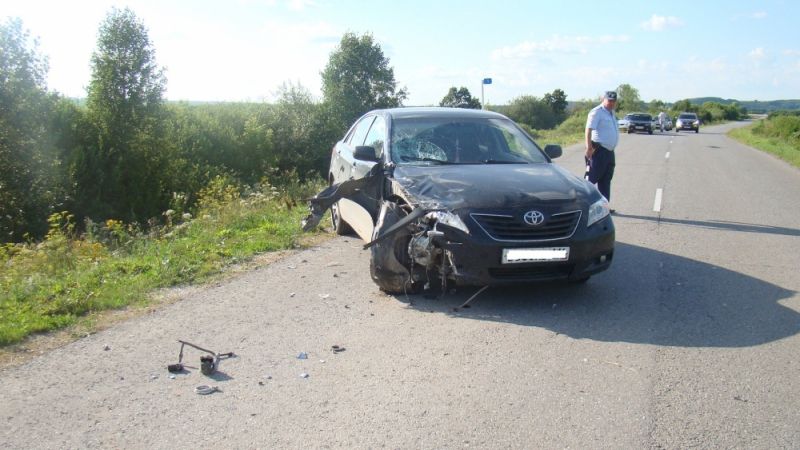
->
[585,91,619,211]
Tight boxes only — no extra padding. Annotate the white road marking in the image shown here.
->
[653,188,663,212]
[665,151,670,159]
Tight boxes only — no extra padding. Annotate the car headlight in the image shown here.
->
[426,211,470,234]
[693,120,700,125]
[587,198,610,227]
[676,120,683,126]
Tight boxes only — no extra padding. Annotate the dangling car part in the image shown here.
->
[302,107,615,294]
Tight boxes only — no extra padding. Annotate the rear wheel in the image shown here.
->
[695,128,699,133]
[330,200,353,235]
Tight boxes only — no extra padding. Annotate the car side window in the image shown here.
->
[363,116,386,158]
[348,116,375,147]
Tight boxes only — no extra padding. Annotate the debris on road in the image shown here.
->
[297,352,308,360]
[331,345,345,353]
[299,373,309,379]
[170,340,235,376]
[194,385,219,395]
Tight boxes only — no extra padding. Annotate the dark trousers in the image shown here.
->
[584,143,616,201]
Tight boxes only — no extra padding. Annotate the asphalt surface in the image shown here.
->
[2,121,799,449]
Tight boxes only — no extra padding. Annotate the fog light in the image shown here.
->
[600,255,607,263]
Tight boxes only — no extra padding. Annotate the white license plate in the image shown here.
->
[502,247,570,264]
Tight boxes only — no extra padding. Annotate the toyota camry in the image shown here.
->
[302,108,614,294]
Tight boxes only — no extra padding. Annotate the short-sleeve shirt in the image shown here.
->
[586,104,619,150]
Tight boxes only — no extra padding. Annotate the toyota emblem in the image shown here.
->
[523,210,545,226]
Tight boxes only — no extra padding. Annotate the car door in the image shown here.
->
[332,114,386,241]
[332,115,375,185]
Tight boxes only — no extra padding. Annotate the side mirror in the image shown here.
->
[354,145,379,162]
[544,144,562,159]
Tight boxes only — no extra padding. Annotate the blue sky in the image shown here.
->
[5,0,799,105]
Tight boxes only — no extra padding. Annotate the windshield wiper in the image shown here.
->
[481,159,528,164]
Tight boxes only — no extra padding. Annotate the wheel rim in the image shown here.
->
[330,201,341,230]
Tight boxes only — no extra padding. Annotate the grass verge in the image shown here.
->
[728,122,800,169]
[0,180,329,346]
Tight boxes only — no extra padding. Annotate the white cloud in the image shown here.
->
[782,49,800,56]
[640,15,684,31]
[751,11,768,19]
[491,35,629,60]
[287,0,317,11]
[748,47,767,60]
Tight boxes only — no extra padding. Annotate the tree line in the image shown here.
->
[1,11,405,243]
[1,9,749,244]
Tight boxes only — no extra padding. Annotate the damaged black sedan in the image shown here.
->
[302,108,614,294]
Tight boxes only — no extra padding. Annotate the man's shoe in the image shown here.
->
[609,209,617,214]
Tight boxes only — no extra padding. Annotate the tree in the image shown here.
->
[72,7,169,223]
[671,99,695,114]
[439,86,481,109]
[321,32,407,131]
[543,88,568,122]
[615,83,643,113]
[0,18,64,241]
[505,95,557,130]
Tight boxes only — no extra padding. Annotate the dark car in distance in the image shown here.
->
[624,113,653,134]
[675,112,700,133]
[302,108,615,294]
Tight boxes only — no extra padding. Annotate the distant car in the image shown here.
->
[302,107,615,294]
[618,117,630,131]
[675,112,700,133]
[624,113,653,134]
[654,115,672,132]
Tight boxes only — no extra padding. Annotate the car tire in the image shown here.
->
[648,129,653,135]
[330,200,353,236]
[695,128,699,133]
[369,202,423,295]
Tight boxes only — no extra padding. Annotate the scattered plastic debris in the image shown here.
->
[297,352,308,360]
[150,374,159,380]
[287,265,297,269]
[103,344,111,351]
[318,294,331,299]
[299,373,309,379]
[320,359,326,363]
[194,385,219,395]
[169,374,176,380]
[289,292,296,297]
[331,345,346,353]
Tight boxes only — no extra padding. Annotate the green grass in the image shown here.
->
[728,122,800,168]
[0,181,328,346]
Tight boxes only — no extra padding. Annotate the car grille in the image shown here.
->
[471,210,581,242]
[489,264,574,280]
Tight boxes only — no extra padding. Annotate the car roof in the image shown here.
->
[367,107,508,120]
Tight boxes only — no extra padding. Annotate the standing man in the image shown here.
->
[585,91,619,211]
[658,110,667,132]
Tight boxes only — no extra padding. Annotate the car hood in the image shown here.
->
[392,163,595,211]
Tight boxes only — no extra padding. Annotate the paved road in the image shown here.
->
[2,122,799,449]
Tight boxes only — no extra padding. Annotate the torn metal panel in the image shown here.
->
[301,163,384,232]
